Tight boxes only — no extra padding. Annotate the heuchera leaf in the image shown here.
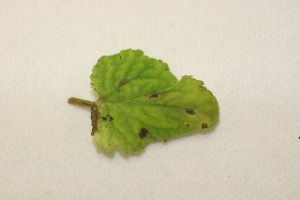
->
[70,49,219,154]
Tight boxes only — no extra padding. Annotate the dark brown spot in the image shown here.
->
[119,79,129,87]
[186,109,195,115]
[91,104,99,136]
[106,115,113,121]
[102,115,113,121]
[149,93,158,99]
[202,123,208,129]
[185,123,190,128]
[139,128,149,138]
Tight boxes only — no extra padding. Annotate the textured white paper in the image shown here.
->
[1,0,300,199]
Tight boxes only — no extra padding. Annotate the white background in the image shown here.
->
[1,0,299,199]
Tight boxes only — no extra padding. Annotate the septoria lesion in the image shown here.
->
[202,123,208,129]
[149,93,159,99]
[139,128,149,138]
[185,109,195,115]
[148,92,164,99]
[91,103,99,136]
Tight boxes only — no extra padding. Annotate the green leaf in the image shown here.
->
[70,49,219,154]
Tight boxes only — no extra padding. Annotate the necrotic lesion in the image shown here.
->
[139,128,149,138]
[185,109,195,115]
[91,104,99,135]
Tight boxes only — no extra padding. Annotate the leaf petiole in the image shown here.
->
[68,97,93,106]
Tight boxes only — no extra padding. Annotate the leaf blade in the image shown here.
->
[91,49,219,153]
